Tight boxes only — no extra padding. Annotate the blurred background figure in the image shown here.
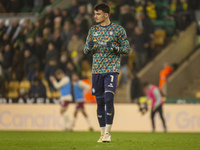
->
[23,50,39,81]
[49,69,72,130]
[143,82,167,132]
[29,77,46,98]
[71,72,93,131]
[130,71,143,103]
[132,26,150,71]
[159,62,173,95]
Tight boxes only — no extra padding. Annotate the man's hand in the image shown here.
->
[49,76,56,82]
[88,41,95,50]
[107,41,119,53]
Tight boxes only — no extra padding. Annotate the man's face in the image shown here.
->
[94,10,107,23]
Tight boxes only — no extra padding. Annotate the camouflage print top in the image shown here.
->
[84,23,130,74]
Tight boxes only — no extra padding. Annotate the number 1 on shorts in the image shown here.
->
[110,75,114,82]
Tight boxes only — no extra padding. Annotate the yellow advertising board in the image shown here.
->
[0,104,200,132]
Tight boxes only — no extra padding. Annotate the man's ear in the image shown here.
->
[105,13,109,18]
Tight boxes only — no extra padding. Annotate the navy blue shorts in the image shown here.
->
[92,72,119,96]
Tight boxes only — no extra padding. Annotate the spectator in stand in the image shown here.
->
[23,38,35,55]
[135,12,154,39]
[145,0,157,22]
[67,33,84,63]
[51,29,62,52]
[68,0,79,19]
[0,64,5,97]
[58,53,68,73]
[53,16,62,31]
[2,44,13,82]
[23,22,36,39]
[44,42,59,90]
[42,6,54,27]
[159,63,173,95]
[132,26,150,71]
[2,34,10,46]
[6,19,22,43]
[125,21,135,41]
[34,19,43,37]
[12,46,24,81]
[29,77,46,98]
[61,8,74,26]
[0,20,7,42]
[130,71,143,103]
[119,4,135,30]
[74,4,92,39]
[176,0,192,31]
[107,0,118,21]
[167,0,178,20]
[23,50,39,81]
[135,1,145,14]
[42,27,52,46]
[66,61,76,78]
[53,7,62,20]
[35,35,47,71]
[61,21,72,50]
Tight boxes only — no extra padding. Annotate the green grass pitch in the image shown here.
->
[0,131,200,150]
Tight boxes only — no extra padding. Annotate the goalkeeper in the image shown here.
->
[84,3,130,142]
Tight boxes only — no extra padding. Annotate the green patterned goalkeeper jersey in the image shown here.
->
[84,23,130,74]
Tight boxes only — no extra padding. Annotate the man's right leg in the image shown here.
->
[151,110,156,132]
[96,95,106,142]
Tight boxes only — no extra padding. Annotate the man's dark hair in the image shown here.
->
[94,3,110,14]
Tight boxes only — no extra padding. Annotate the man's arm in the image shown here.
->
[153,88,162,108]
[84,28,94,54]
[78,80,91,92]
[52,77,69,90]
[117,27,130,54]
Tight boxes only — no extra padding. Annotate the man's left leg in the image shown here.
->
[158,104,167,132]
[102,91,114,142]
[102,73,118,142]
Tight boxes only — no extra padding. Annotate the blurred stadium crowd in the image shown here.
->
[0,0,199,99]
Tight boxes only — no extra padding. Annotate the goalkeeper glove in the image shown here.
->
[106,41,119,53]
[88,41,95,50]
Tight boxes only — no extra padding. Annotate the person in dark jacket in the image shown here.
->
[23,50,39,81]
[12,47,24,81]
[29,77,46,98]
[132,26,150,71]
[130,71,143,103]
[44,42,59,90]
[2,44,13,81]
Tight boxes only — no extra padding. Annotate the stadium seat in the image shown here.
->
[165,20,176,35]
[195,92,200,98]
[8,81,20,91]
[52,91,60,98]
[42,79,49,90]
[153,20,165,29]
[39,72,45,80]
[7,90,19,98]
[46,90,53,98]
[152,29,166,47]
[19,80,31,92]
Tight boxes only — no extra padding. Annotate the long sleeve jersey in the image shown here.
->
[84,23,130,74]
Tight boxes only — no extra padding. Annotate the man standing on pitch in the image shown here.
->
[84,3,130,142]
[143,82,167,132]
